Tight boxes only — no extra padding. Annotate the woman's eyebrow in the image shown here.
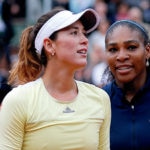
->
[124,40,139,44]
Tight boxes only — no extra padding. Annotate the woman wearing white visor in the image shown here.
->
[0,7,111,150]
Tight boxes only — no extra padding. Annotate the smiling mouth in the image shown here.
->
[117,67,131,70]
[116,66,132,74]
[77,50,87,54]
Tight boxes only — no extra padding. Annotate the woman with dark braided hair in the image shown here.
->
[0,7,111,150]
[102,20,150,150]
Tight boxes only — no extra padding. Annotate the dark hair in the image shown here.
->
[8,7,65,86]
[0,76,12,104]
[105,20,149,46]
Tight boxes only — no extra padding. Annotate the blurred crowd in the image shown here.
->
[0,0,150,101]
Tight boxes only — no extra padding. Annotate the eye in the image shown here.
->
[107,47,118,53]
[127,45,137,51]
[71,30,78,35]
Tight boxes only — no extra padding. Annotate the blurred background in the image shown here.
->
[0,0,150,100]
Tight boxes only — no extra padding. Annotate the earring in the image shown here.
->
[146,59,149,67]
[51,52,55,56]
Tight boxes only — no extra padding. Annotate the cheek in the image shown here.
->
[106,54,115,67]
[135,55,146,70]
[63,41,76,49]
[57,39,77,52]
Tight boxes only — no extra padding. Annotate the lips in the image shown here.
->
[115,65,133,74]
[117,66,131,70]
[77,49,87,54]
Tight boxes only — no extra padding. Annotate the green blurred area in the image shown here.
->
[10,19,27,47]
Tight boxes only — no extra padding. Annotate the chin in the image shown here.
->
[78,61,87,66]
[117,77,133,84]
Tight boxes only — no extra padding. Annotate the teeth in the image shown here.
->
[78,50,86,54]
[118,67,130,70]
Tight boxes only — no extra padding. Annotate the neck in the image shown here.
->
[42,73,78,101]
[117,72,147,102]
[123,83,137,102]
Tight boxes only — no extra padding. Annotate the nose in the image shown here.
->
[116,49,129,61]
[80,33,88,45]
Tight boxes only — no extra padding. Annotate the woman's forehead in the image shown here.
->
[58,20,84,31]
[106,27,144,44]
[108,26,141,38]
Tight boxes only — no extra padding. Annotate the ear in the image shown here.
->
[145,43,150,59]
[43,38,54,55]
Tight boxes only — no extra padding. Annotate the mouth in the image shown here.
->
[77,49,87,55]
[117,66,131,70]
[116,65,133,74]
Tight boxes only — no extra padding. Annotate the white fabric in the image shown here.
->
[92,62,108,86]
